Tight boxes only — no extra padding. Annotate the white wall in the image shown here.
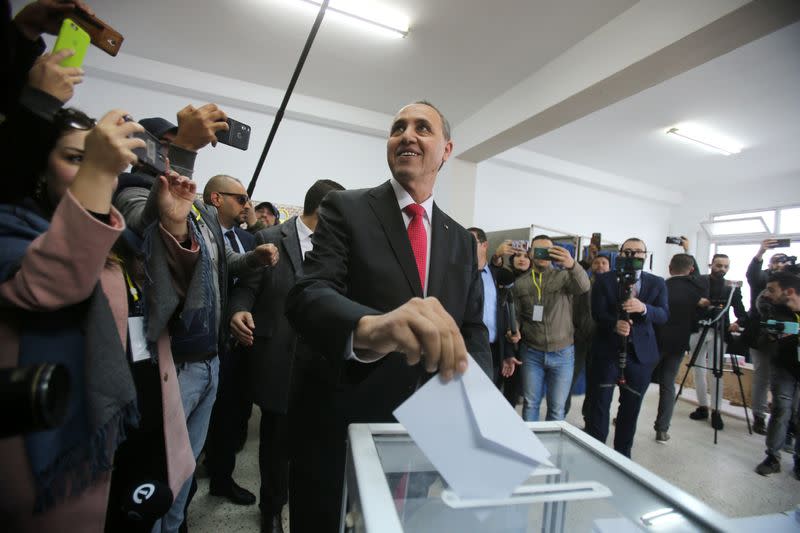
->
[69,76,390,206]
[473,155,677,277]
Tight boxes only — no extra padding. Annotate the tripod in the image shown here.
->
[676,287,752,443]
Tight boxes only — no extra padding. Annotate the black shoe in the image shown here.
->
[209,479,256,506]
[261,513,284,533]
[655,431,670,443]
[711,410,724,430]
[755,454,781,476]
[689,406,709,420]
[753,415,767,435]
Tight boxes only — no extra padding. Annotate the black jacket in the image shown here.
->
[656,275,706,355]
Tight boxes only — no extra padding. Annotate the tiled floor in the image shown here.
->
[190,384,798,532]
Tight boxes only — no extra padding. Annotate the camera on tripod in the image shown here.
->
[0,363,70,438]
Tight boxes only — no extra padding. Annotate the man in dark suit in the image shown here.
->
[587,238,669,458]
[202,174,261,505]
[228,179,344,533]
[285,101,492,532]
[467,227,513,385]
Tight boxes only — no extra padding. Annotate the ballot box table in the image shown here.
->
[343,422,727,533]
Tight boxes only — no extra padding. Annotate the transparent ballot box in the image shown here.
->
[343,422,727,533]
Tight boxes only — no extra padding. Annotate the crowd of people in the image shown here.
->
[1,2,798,533]
[474,233,799,472]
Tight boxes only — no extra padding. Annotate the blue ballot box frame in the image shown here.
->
[343,422,730,533]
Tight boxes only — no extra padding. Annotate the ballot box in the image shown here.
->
[342,422,727,533]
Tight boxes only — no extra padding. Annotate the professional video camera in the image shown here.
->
[0,363,70,438]
[614,250,645,386]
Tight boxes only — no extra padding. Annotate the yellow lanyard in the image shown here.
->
[531,271,543,302]
[121,264,139,302]
[191,204,202,222]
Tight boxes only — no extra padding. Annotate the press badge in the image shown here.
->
[128,316,151,363]
[532,305,544,322]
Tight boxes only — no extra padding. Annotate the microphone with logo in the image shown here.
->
[495,268,518,334]
[111,480,173,532]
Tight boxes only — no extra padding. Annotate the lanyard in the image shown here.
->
[121,263,139,303]
[531,271,543,302]
[191,204,202,222]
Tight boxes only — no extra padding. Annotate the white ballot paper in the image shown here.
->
[393,354,553,500]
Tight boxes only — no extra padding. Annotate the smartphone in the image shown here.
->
[533,247,551,260]
[70,6,124,56]
[131,130,168,176]
[216,118,251,150]
[665,236,683,245]
[774,238,791,248]
[590,232,601,248]
[52,18,90,68]
[511,239,528,252]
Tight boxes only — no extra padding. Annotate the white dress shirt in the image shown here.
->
[295,215,314,259]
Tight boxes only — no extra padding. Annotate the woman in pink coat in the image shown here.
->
[0,108,196,532]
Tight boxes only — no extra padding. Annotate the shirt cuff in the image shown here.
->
[345,332,387,363]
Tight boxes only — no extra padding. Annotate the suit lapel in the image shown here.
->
[281,216,304,277]
[367,181,422,297]
[427,203,451,298]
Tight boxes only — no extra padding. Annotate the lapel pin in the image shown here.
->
[444,224,449,230]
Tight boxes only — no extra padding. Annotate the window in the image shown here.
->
[778,207,800,234]
[713,210,776,233]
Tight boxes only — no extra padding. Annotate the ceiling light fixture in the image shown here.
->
[299,0,409,38]
[665,124,743,156]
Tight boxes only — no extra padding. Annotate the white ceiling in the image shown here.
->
[519,20,800,192]
[60,0,637,124]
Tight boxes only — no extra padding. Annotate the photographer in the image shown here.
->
[586,238,669,458]
[508,235,590,422]
[747,239,792,435]
[687,254,747,430]
[754,271,800,480]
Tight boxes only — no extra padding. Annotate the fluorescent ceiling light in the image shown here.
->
[299,0,409,38]
[666,123,743,156]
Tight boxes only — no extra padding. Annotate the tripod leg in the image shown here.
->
[729,348,753,433]
[676,327,710,402]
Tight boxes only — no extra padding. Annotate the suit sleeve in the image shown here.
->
[732,287,747,322]
[461,243,492,377]
[746,258,763,289]
[229,230,268,316]
[286,192,381,363]
[640,277,669,326]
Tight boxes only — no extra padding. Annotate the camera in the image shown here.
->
[762,319,800,336]
[533,247,551,260]
[0,364,70,438]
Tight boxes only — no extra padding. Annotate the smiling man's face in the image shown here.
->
[386,103,453,188]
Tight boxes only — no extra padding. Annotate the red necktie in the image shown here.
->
[404,204,427,291]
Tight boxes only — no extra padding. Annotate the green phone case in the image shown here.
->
[52,18,90,68]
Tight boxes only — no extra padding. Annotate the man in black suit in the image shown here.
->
[285,101,492,532]
[467,227,513,385]
[202,174,260,505]
[652,253,707,443]
[586,238,669,458]
[229,179,344,533]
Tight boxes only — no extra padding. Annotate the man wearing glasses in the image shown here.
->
[586,238,669,458]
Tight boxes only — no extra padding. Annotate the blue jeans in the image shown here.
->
[155,356,220,533]
[521,345,575,422]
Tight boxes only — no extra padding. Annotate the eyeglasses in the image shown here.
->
[54,108,96,131]
[216,192,249,206]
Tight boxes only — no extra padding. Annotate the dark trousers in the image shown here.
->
[259,409,289,515]
[288,349,342,533]
[205,347,252,485]
[653,353,683,432]
[564,341,590,418]
[587,352,657,458]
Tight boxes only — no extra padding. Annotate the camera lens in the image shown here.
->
[0,364,70,438]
